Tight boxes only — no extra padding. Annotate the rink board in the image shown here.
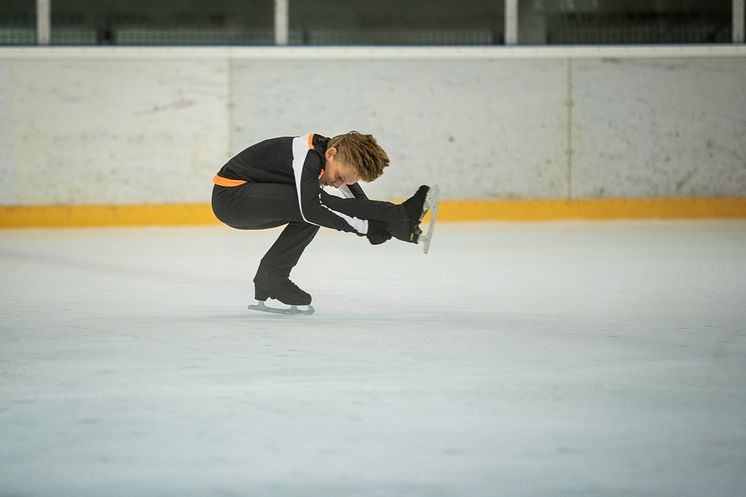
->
[1,46,745,207]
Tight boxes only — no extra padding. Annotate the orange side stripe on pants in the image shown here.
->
[213,175,248,187]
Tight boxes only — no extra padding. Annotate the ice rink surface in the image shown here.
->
[1,221,745,497]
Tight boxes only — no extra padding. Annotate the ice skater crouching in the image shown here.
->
[211,131,437,314]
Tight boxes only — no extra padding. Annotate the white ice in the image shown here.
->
[1,221,745,496]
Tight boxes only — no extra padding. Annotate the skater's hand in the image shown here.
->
[367,220,392,245]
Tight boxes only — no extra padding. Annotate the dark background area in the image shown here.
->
[0,0,736,45]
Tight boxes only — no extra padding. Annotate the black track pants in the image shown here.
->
[211,183,406,287]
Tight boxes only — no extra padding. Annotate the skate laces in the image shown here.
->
[282,279,302,293]
[272,278,308,296]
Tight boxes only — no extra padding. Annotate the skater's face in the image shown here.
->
[322,147,360,188]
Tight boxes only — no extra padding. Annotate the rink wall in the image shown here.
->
[1,46,746,227]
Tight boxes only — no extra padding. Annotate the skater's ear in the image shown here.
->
[325,147,337,160]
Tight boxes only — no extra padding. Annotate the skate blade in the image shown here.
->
[420,185,440,254]
[418,186,434,222]
[248,301,315,316]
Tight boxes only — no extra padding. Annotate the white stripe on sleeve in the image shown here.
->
[291,134,313,224]
[338,184,355,199]
[320,205,369,234]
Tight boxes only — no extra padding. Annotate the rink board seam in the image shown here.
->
[2,198,746,228]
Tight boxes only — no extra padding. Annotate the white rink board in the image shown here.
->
[0,58,229,205]
[572,57,746,198]
[0,61,14,203]
[231,58,567,201]
[1,221,745,496]
[0,47,745,205]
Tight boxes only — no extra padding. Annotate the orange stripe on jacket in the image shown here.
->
[213,175,248,187]
[308,133,315,150]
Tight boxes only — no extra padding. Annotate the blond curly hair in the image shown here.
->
[328,131,389,182]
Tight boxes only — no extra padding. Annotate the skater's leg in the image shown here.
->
[212,183,318,303]
[254,222,320,295]
[212,183,305,229]
[318,190,415,240]
[319,190,405,222]
[319,188,432,243]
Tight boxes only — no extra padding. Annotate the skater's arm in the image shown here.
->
[295,155,369,235]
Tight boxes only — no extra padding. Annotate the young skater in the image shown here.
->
[211,131,437,314]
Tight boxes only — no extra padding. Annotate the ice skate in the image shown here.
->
[419,185,440,254]
[401,185,440,253]
[249,279,315,315]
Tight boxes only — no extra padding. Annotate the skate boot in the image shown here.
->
[249,279,314,315]
[392,185,440,252]
[402,185,432,224]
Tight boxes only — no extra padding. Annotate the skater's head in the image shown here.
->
[323,131,389,187]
